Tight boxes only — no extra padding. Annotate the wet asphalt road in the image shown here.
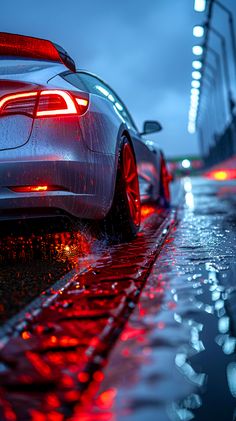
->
[0,176,235,420]
[0,186,177,420]
[86,177,236,421]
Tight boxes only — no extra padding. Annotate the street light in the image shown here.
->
[192,60,202,69]
[194,0,207,12]
[191,88,200,96]
[189,113,197,122]
[192,71,202,80]
[192,45,203,55]
[182,159,191,169]
[188,123,196,134]
[191,94,199,103]
[190,104,198,111]
[193,25,205,37]
[192,80,201,88]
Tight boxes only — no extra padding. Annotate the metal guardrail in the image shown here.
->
[204,114,236,167]
[191,1,236,167]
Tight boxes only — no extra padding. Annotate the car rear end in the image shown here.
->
[0,33,118,221]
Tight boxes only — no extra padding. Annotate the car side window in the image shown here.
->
[61,72,88,91]
[78,72,137,131]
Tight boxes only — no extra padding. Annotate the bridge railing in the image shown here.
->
[204,114,236,167]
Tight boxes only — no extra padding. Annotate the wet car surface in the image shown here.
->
[0,177,236,420]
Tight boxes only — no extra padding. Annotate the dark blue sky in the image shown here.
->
[1,0,235,158]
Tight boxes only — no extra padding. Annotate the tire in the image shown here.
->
[159,157,171,208]
[103,135,141,243]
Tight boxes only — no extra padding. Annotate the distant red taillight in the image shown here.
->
[0,90,89,118]
[206,169,236,181]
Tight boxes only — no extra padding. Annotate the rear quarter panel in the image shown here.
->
[47,75,125,155]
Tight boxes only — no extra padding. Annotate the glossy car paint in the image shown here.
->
[0,59,164,221]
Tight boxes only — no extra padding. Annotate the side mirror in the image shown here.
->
[141,120,162,136]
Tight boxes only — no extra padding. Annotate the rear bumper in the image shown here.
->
[0,188,98,220]
[0,156,117,220]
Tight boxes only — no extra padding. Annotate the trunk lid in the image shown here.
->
[0,80,37,150]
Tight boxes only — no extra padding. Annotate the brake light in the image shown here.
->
[0,92,38,117]
[0,90,89,118]
[36,90,77,116]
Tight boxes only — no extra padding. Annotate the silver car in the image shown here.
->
[0,33,170,241]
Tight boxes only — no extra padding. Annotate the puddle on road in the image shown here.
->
[83,177,236,421]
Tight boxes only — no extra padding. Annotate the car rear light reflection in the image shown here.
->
[0,90,89,118]
[10,185,65,193]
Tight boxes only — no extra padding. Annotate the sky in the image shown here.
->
[1,0,236,158]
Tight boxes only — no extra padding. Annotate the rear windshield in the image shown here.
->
[0,59,58,76]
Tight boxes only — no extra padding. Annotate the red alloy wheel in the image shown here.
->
[122,142,141,227]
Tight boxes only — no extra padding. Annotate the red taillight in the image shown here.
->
[37,90,78,117]
[0,91,38,117]
[0,90,89,118]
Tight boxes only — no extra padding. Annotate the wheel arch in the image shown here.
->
[106,124,137,214]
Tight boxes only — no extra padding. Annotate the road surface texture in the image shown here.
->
[0,177,235,420]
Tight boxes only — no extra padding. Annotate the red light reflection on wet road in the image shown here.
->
[0,204,176,420]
